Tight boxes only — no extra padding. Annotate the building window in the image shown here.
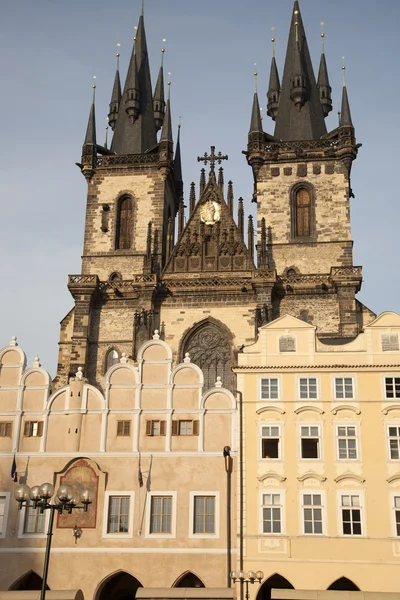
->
[303,494,323,535]
[385,377,400,399]
[0,494,10,538]
[0,422,12,437]
[388,426,400,459]
[279,336,296,353]
[300,426,321,459]
[24,504,45,534]
[261,378,279,400]
[337,426,358,460]
[295,188,311,237]
[299,378,318,400]
[150,496,172,533]
[261,493,282,534]
[193,496,215,534]
[340,495,362,536]
[146,420,166,436]
[23,421,43,437]
[171,420,199,436]
[393,496,400,536]
[261,425,281,459]
[116,196,133,250]
[334,378,354,399]
[106,349,119,370]
[117,421,131,437]
[382,335,399,352]
[107,496,130,534]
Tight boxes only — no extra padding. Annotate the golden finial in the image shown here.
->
[253,63,258,93]
[168,73,172,100]
[271,27,276,58]
[342,56,346,86]
[161,38,166,66]
[178,116,182,129]
[320,22,325,53]
[260,107,263,122]
[116,43,121,69]
[294,9,300,42]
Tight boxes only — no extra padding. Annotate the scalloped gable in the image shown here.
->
[259,313,316,331]
[365,311,400,329]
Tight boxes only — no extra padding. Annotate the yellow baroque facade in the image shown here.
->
[235,312,400,597]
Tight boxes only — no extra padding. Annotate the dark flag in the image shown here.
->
[11,455,17,482]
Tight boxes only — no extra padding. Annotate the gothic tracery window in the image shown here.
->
[116,196,133,250]
[183,323,232,392]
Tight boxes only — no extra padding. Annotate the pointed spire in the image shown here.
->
[84,80,97,146]
[218,167,224,194]
[248,215,254,262]
[227,181,234,215]
[108,46,122,131]
[178,198,184,237]
[317,25,332,117]
[145,221,152,273]
[340,67,353,127]
[200,169,206,197]
[238,198,244,240]
[274,1,327,141]
[125,49,141,123]
[189,182,196,215]
[174,121,183,184]
[154,48,166,132]
[250,67,263,134]
[267,37,281,121]
[160,82,173,142]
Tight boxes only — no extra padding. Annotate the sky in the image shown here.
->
[0,0,399,377]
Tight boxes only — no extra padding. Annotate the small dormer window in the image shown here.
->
[106,349,119,371]
[382,334,399,352]
[279,336,296,353]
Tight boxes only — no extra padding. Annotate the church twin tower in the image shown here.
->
[55,1,373,391]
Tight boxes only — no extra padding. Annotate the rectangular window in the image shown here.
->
[299,378,318,400]
[0,422,12,437]
[0,497,5,535]
[382,335,399,352]
[385,378,400,399]
[150,496,172,533]
[107,496,130,533]
[193,496,215,534]
[388,426,400,459]
[261,426,281,459]
[394,496,400,536]
[171,420,199,436]
[262,493,282,534]
[300,426,320,459]
[23,503,45,534]
[341,495,362,535]
[117,421,131,437]
[303,494,323,535]
[335,378,354,399]
[261,378,279,400]
[146,420,166,436]
[23,421,43,437]
[337,426,358,460]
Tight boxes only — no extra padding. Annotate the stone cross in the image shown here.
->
[197,146,228,174]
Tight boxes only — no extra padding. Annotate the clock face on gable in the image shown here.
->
[200,199,221,225]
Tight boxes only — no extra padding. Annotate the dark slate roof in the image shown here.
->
[154,62,165,105]
[340,84,353,127]
[249,92,263,134]
[274,1,327,141]
[317,52,330,89]
[110,67,122,108]
[268,56,281,96]
[160,97,173,142]
[84,91,96,146]
[111,14,157,154]
[174,124,183,183]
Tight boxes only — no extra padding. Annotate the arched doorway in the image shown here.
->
[256,574,294,600]
[96,572,142,600]
[9,570,49,591]
[328,577,360,591]
[174,572,205,588]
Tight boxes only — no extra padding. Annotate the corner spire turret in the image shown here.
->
[84,81,97,146]
[249,71,263,134]
[154,47,166,132]
[108,46,122,131]
[160,82,173,143]
[317,26,333,117]
[81,79,97,181]
[340,66,353,128]
[267,37,281,121]
[274,1,327,141]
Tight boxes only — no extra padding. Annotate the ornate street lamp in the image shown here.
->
[15,482,92,600]
[231,570,264,600]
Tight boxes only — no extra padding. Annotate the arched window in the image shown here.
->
[106,349,119,371]
[328,577,360,592]
[116,196,133,250]
[296,188,311,237]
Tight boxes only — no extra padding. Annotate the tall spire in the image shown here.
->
[317,25,333,117]
[249,71,263,134]
[340,66,353,128]
[174,121,183,184]
[274,1,327,141]
[111,8,157,154]
[84,80,97,146]
[267,36,281,121]
[160,81,173,142]
[81,79,97,182]
[108,46,122,131]
[154,47,166,132]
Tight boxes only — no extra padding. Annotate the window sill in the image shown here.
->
[102,533,133,539]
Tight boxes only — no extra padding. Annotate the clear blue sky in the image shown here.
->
[0,0,398,376]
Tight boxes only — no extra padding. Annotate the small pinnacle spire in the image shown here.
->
[340,66,353,127]
[104,118,109,149]
[218,167,224,194]
[249,90,263,134]
[174,120,183,184]
[267,37,281,121]
[160,81,173,142]
[178,198,184,237]
[317,26,332,117]
[238,198,244,239]
[190,182,196,214]
[108,45,122,131]
[154,47,166,132]
[84,78,97,145]
[248,215,254,262]
[227,180,234,215]
[200,169,206,196]
[254,64,258,93]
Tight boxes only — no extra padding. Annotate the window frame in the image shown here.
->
[298,377,319,401]
[299,424,322,461]
[333,376,356,401]
[117,420,131,437]
[18,502,50,539]
[259,489,285,536]
[189,491,220,539]
[0,422,12,437]
[338,491,365,537]
[387,424,400,460]
[171,420,199,436]
[384,376,400,400]
[290,182,316,242]
[390,492,400,537]
[146,491,177,539]
[115,195,134,251]
[301,491,325,536]
[146,420,167,436]
[259,423,282,461]
[23,421,44,437]
[102,491,135,539]
[336,423,359,461]
[259,377,281,401]
[0,493,10,539]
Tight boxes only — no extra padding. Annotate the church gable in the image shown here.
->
[164,171,254,274]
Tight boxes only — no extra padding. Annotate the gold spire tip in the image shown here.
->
[92,75,97,89]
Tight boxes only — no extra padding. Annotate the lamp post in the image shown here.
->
[15,481,92,600]
[231,571,264,600]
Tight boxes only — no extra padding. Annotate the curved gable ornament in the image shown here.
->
[382,405,400,415]
[256,406,286,416]
[297,471,327,483]
[334,472,365,484]
[258,471,286,484]
[331,405,361,416]
[294,406,324,415]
